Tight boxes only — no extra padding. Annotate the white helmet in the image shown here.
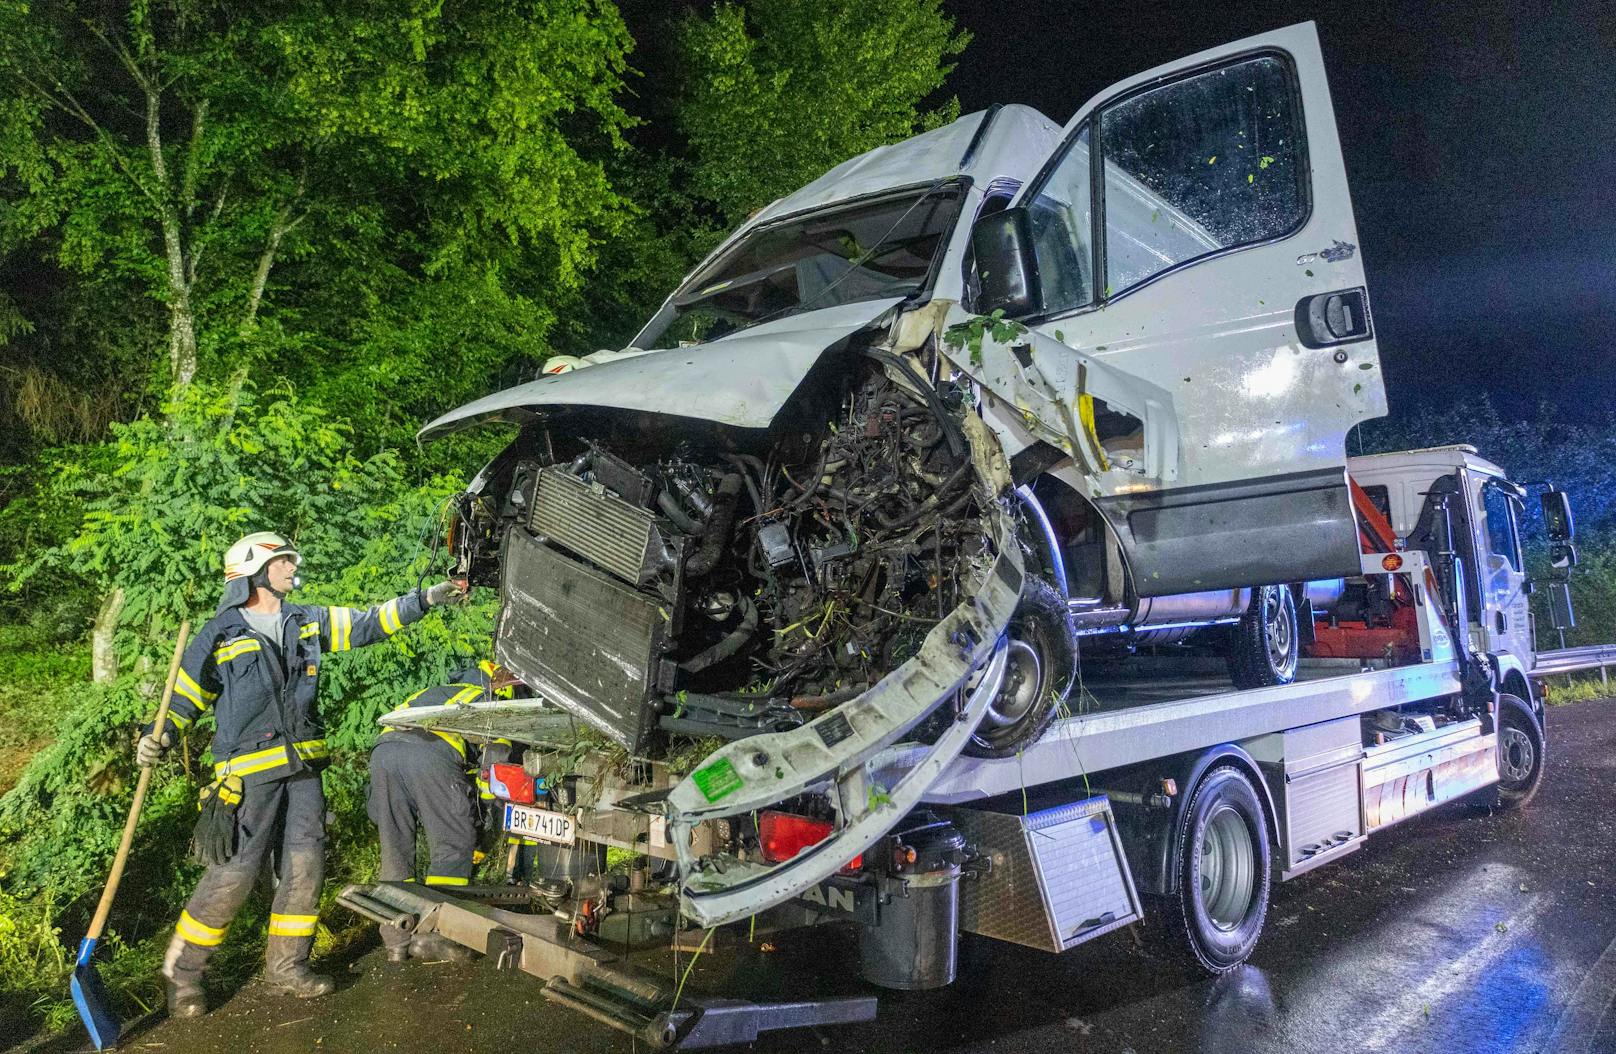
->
[217,532,299,614]
[540,355,588,376]
[223,531,300,582]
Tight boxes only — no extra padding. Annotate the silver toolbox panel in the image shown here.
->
[947,797,1141,954]
[1247,715,1365,874]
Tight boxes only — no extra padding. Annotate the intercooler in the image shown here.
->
[495,527,666,754]
[528,466,662,586]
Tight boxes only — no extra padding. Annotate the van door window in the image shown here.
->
[1097,54,1307,297]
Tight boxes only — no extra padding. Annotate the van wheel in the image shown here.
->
[1227,586,1298,689]
[1160,766,1271,973]
[1492,693,1545,810]
[963,579,1075,759]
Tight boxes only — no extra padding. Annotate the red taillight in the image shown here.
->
[758,810,861,872]
[487,762,535,804]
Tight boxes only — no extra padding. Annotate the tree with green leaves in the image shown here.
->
[0,0,634,438]
[674,0,968,225]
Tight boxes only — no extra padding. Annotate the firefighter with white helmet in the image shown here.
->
[137,531,466,1017]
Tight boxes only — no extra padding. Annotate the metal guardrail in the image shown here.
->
[1532,644,1616,685]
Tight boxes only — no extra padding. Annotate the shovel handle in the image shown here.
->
[84,620,191,944]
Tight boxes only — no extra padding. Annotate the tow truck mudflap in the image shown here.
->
[339,882,877,1049]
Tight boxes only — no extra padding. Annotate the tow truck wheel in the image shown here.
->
[1226,585,1298,689]
[1160,766,1271,973]
[1492,693,1545,810]
[962,579,1075,759]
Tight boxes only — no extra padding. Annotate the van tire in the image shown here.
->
[1227,585,1299,689]
[963,579,1075,759]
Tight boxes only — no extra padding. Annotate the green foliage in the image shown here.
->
[676,0,968,225]
[0,384,494,1036]
[0,0,637,456]
[943,309,1028,367]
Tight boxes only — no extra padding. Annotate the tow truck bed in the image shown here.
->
[885,656,1463,804]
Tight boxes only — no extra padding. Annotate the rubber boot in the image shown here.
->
[264,934,336,997]
[161,931,209,1018]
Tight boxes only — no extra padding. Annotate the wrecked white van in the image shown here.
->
[407,22,1384,927]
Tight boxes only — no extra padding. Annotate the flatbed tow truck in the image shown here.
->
[336,23,1607,1051]
[340,453,1594,1050]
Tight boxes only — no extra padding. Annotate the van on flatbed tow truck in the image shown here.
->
[346,443,1592,1047]
[340,23,1606,1050]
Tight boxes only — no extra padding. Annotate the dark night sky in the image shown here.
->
[939,0,1616,422]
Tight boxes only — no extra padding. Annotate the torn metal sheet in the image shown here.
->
[380,699,577,747]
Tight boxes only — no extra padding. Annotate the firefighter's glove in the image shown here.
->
[136,730,172,768]
[191,775,244,866]
[423,580,466,607]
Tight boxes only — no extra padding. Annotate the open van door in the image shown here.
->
[969,22,1385,596]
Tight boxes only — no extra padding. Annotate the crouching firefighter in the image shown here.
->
[367,662,519,962]
[135,531,466,1017]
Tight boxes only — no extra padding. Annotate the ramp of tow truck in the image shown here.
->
[337,882,875,1049]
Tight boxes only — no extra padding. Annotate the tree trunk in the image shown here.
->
[145,83,196,392]
[91,586,126,684]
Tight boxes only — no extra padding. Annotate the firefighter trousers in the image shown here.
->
[163,770,326,986]
[367,735,477,949]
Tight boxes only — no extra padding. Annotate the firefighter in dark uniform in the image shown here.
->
[368,661,517,961]
[135,531,465,1017]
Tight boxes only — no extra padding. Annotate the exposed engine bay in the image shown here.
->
[447,344,1036,760]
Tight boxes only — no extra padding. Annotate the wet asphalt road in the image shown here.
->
[51,697,1616,1054]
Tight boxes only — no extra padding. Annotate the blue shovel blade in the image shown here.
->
[71,936,123,1050]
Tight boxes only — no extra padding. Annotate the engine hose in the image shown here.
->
[679,597,759,674]
[683,473,743,577]
[656,489,703,533]
[722,455,764,514]
[873,459,973,530]
[862,347,965,458]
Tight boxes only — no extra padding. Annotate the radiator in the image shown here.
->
[495,528,665,754]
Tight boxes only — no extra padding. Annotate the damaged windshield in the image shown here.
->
[640,184,964,349]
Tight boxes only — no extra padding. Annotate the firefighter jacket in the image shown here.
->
[379,665,515,797]
[157,591,430,786]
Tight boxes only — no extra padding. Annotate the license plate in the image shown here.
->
[503,802,576,845]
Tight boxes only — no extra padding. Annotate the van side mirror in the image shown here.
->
[970,206,1042,318]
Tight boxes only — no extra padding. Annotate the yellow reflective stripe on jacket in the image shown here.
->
[213,739,328,778]
[267,913,319,937]
[424,875,468,887]
[174,668,216,709]
[176,911,227,947]
[213,637,262,664]
[329,607,354,651]
[300,622,320,640]
[379,598,402,635]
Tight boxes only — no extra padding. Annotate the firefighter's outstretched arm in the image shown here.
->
[319,580,464,653]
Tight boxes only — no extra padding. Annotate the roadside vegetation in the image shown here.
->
[0,0,970,1039]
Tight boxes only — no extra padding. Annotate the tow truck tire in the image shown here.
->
[1226,585,1298,690]
[962,579,1075,759]
[1491,693,1545,810]
[1160,766,1271,973]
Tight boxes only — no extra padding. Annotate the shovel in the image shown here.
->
[73,620,190,1050]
